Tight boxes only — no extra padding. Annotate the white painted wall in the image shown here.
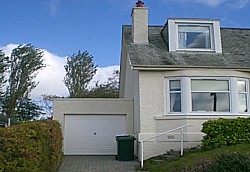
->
[119,33,142,156]
[137,69,250,160]
[123,56,141,134]
[119,33,128,98]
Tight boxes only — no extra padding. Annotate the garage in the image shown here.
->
[64,114,126,155]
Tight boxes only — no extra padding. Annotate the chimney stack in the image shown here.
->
[131,0,148,44]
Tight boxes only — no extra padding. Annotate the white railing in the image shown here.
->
[139,124,194,168]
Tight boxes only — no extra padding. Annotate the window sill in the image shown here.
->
[155,114,250,120]
[176,48,215,53]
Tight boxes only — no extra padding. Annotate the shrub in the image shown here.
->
[206,152,250,172]
[0,128,3,137]
[0,120,62,172]
[39,120,63,171]
[0,128,4,153]
[201,117,250,150]
[179,152,250,172]
[178,158,214,172]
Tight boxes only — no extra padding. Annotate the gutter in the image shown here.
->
[131,65,250,72]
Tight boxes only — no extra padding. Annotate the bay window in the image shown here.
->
[238,80,248,112]
[167,78,249,114]
[191,79,230,112]
[169,80,182,112]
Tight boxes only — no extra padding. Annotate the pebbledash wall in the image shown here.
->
[132,69,250,160]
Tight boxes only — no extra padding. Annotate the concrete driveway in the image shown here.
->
[59,156,139,172]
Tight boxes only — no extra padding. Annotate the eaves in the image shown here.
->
[131,64,250,72]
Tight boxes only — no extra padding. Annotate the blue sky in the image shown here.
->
[0,0,250,98]
[1,0,250,66]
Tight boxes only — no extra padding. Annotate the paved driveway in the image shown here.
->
[59,156,139,172]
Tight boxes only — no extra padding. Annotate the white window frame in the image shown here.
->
[190,78,230,112]
[167,79,183,113]
[166,77,249,115]
[168,18,222,53]
[237,79,249,113]
[176,24,214,52]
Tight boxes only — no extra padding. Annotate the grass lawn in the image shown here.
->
[140,144,250,172]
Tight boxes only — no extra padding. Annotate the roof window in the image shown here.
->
[167,18,222,53]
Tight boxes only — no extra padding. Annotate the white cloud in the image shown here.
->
[1,44,18,56]
[230,0,249,8]
[1,44,120,99]
[194,0,226,7]
[90,65,120,86]
[32,50,68,99]
[49,0,60,16]
[168,0,249,8]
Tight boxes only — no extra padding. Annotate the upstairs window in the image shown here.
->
[167,18,222,53]
[178,25,211,49]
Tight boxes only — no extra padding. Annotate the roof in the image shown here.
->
[122,25,250,69]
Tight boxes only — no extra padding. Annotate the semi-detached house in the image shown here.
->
[53,0,250,161]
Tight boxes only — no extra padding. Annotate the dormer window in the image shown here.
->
[178,25,211,49]
[167,18,222,53]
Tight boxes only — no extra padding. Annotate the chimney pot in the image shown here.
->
[136,0,144,7]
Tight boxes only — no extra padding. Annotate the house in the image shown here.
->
[53,0,250,160]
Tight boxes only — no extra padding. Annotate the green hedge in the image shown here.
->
[0,128,3,136]
[202,117,250,150]
[0,120,63,172]
[0,128,4,153]
[206,152,250,172]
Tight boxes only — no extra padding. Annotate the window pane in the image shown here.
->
[170,93,181,112]
[238,94,247,112]
[170,80,181,91]
[178,26,211,49]
[237,80,246,92]
[192,93,230,112]
[191,80,228,91]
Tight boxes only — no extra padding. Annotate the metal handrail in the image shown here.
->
[139,124,194,168]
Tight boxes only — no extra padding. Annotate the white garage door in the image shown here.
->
[64,115,126,155]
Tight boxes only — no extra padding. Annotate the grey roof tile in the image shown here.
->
[123,25,250,68]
